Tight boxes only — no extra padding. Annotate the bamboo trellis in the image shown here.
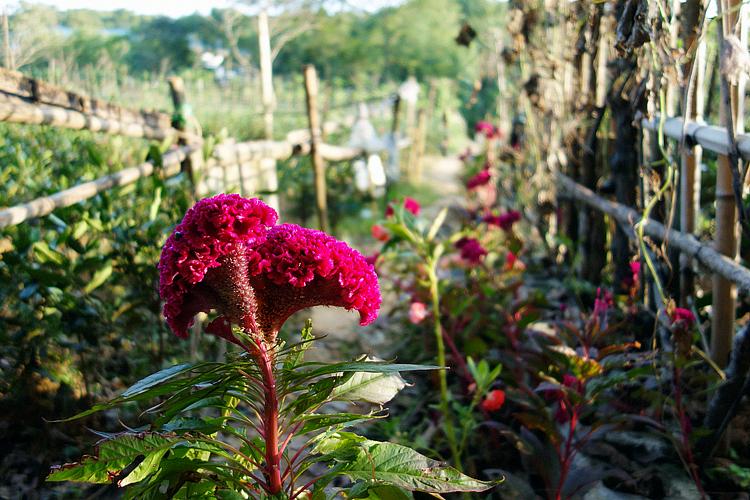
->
[509,0,749,371]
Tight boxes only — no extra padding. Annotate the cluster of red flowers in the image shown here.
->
[455,237,487,264]
[159,194,381,342]
[670,307,696,327]
[466,170,492,190]
[484,210,521,231]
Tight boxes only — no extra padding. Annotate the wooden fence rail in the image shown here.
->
[557,172,750,293]
[0,65,413,231]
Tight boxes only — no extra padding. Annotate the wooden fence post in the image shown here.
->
[303,64,329,233]
[168,76,202,200]
[391,94,401,136]
[680,0,706,306]
[712,0,744,368]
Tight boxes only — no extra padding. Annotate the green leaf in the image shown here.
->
[284,319,315,371]
[350,484,415,499]
[121,363,196,398]
[330,370,408,404]
[339,439,497,493]
[292,361,438,382]
[84,262,113,294]
[426,207,448,242]
[33,241,66,266]
[296,412,384,435]
[47,432,183,484]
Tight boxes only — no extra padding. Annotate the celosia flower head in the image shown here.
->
[158,194,277,338]
[466,170,492,190]
[474,121,497,138]
[484,210,521,231]
[386,197,421,218]
[455,237,487,264]
[159,195,380,346]
[671,307,695,326]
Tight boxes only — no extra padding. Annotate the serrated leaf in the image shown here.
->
[47,433,182,484]
[340,439,497,493]
[330,370,408,404]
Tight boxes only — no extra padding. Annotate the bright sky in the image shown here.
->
[6,0,405,17]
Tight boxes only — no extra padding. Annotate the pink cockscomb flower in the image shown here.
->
[670,307,696,326]
[474,121,497,138]
[408,301,428,324]
[158,194,277,339]
[386,197,421,218]
[403,197,421,216]
[246,224,381,337]
[484,210,521,231]
[481,389,506,412]
[455,237,487,264]
[159,195,380,346]
[466,170,492,190]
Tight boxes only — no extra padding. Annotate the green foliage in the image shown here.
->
[47,328,494,498]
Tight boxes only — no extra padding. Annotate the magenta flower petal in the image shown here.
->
[159,196,380,346]
[158,194,278,338]
[466,170,492,190]
[248,224,381,336]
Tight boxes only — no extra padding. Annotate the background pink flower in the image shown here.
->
[403,197,421,215]
[455,237,487,264]
[408,301,428,324]
[481,389,506,412]
[466,170,491,190]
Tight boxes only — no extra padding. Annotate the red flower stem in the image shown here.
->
[280,420,305,455]
[673,364,707,499]
[554,408,577,500]
[256,339,283,495]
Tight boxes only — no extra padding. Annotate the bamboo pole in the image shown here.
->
[0,146,194,229]
[557,172,750,293]
[712,0,743,368]
[303,64,329,233]
[0,93,175,140]
[680,0,707,306]
[168,76,202,199]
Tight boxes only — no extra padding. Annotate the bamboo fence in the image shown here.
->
[503,1,748,373]
[0,66,411,231]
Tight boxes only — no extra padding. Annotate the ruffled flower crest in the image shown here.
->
[158,195,381,348]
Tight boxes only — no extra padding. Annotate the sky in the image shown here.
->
[5,0,405,17]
